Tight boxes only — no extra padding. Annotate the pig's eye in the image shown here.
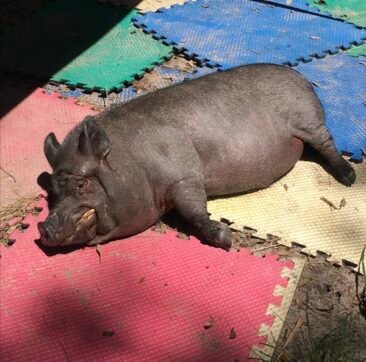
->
[77,179,93,194]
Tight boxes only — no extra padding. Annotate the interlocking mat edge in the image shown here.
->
[208,160,366,269]
[133,0,366,68]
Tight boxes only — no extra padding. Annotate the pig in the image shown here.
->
[38,64,356,250]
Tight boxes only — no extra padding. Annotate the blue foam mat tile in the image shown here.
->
[133,0,366,69]
[295,53,366,160]
[262,0,337,18]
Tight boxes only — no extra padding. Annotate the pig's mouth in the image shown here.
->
[38,208,98,247]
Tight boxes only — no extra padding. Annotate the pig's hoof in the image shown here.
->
[214,227,233,251]
[337,162,356,187]
[203,222,232,251]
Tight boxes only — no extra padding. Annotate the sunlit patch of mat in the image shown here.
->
[0,1,173,92]
[0,198,300,361]
[295,52,366,160]
[46,58,216,106]
[260,0,321,13]
[0,86,95,208]
[133,0,366,68]
[208,160,366,267]
[307,0,366,57]
[98,0,187,12]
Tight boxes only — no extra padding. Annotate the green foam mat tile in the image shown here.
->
[0,1,173,92]
[348,43,366,57]
[309,0,366,27]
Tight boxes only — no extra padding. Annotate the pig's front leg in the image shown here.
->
[87,228,122,246]
[169,176,232,251]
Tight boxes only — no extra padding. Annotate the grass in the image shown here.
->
[356,245,366,317]
[270,307,366,362]
[296,309,364,362]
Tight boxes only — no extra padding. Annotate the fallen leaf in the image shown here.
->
[152,221,168,234]
[229,327,237,339]
[320,196,337,210]
[339,197,346,209]
[320,196,346,210]
[177,232,190,240]
[204,315,214,329]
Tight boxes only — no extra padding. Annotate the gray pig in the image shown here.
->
[38,64,356,250]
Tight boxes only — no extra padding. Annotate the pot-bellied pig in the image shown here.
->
[38,64,356,250]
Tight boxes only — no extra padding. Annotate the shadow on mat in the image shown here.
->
[0,0,141,119]
[0,259,251,361]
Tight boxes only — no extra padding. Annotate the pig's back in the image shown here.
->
[100,64,321,195]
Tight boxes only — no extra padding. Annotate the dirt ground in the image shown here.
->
[272,251,366,361]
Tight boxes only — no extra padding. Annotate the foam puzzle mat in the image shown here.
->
[133,0,366,68]
[0,86,95,208]
[208,160,366,268]
[295,52,366,160]
[98,0,187,13]
[259,0,319,13]
[267,0,366,57]
[309,0,366,27]
[348,44,366,57]
[0,198,304,361]
[52,61,216,106]
[0,1,173,92]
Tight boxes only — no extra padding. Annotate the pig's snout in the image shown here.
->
[37,212,60,247]
[38,221,57,247]
[38,222,50,243]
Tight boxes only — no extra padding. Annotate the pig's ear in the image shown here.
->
[44,132,60,168]
[78,118,111,160]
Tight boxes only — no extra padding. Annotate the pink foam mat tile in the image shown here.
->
[0,198,293,361]
[0,87,95,207]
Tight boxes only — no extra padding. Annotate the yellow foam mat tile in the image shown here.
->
[208,160,366,266]
[251,257,305,360]
[98,0,186,12]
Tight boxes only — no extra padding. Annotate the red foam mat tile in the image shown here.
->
[0,198,292,361]
[0,87,95,207]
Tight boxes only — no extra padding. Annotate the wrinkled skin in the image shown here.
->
[38,64,356,250]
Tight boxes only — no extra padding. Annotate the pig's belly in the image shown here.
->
[203,135,304,197]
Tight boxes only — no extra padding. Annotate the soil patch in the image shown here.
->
[272,254,366,361]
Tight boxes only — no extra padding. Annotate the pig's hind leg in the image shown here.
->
[169,176,232,250]
[290,112,356,186]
